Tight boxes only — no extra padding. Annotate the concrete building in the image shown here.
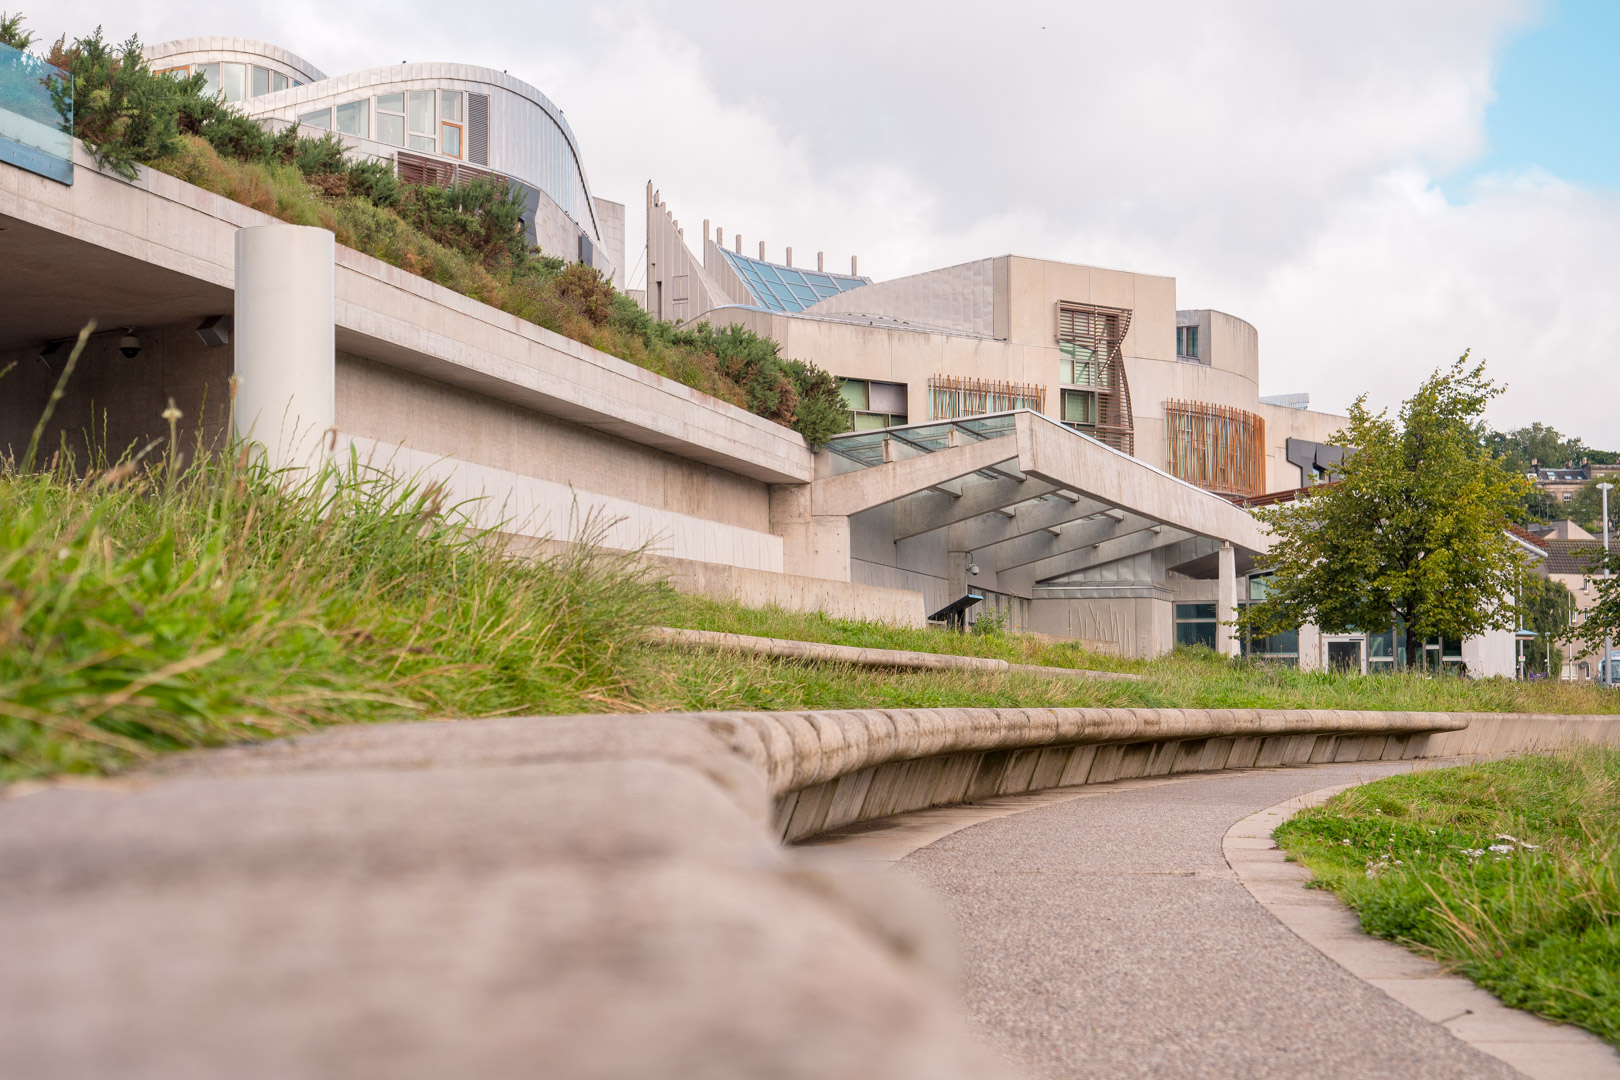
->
[0,50,1516,673]
[141,37,625,283]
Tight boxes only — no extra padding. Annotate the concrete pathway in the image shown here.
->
[811,762,1545,1079]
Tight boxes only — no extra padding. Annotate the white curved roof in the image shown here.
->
[144,37,326,83]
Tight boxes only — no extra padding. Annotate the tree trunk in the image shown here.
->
[1404,619,1422,675]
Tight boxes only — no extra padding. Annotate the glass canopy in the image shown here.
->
[826,412,1020,469]
[720,249,868,313]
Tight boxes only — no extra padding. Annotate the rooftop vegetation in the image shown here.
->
[18,18,850,448]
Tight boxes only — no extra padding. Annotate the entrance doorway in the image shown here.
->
[1327,639,1363,673]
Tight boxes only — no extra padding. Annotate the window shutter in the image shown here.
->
[468,93,490,166]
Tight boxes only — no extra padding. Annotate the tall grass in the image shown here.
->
[1277,751,1620,1046]
[0,337,667,780]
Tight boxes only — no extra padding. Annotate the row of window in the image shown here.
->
[299,90,468,159]
[154,62,303,102]
[833,374,1092,432]
[1176,325,1200,360]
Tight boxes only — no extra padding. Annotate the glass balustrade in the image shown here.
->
[0,39,72,184]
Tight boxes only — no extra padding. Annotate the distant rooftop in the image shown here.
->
[719,249,868,313]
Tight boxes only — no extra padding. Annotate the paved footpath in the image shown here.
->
[879,763,1529,1080]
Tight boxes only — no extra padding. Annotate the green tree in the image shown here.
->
[1518,573,1575,676]
[1238,355,1533,667]
[0,11,35,50]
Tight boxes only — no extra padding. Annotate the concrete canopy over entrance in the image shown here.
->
[775,411,1266,654]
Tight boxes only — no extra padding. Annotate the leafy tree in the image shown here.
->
[1238,355,1533,667]
[1,10,35,50]
[1518,573,1575,676]
[1564,547,1620,673]
[1567,478,1618,537]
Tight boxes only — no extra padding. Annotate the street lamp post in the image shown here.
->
[1602,482,1614,687]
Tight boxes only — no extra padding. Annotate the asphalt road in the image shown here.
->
[895,762,1527,1080]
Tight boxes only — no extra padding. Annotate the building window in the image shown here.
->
[1058,303,1134,454]
[1563,491,1575,503]
[407,90,436,152]
[298,108,332,131]
[928,375,1043,419]
[440,91,464,158]
[251,66,290,96]
[335,99,368,138]
[1238,577,1297,664]
[376,93,406,147]
[154,64,190,79]
[196,62,220,99]
[1175,603,1218,649]
[1061,388,1096,431]
[1177,325,1199,360]
[839,378,907,429]
[1164,399,1266,498]
[220,62,247,103]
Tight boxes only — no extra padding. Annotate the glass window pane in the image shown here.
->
[440,90,462,122]
[868,381,906,414]
[408,133,436,152]
[441,122,462,158]
[377,113,405,147]
[377,93,404,113]
[252,66,270,97]
[853,413,888,431]
[1176,622,1217,649]
[221,62,246,103]
[838,379,869,411]
[1176,603,1217,621]
[298,109,332,130]
[271,71,288,92]
[336,100,368,138]
[197,63,220,99]
[408,90,434,134]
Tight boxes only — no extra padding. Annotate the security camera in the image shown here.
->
[967,563,981,576]
[118,332,142,359]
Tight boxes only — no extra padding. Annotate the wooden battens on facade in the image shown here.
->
[395,149,499,189]
[1058,303,1135,455]
[927,375,1045,419]
[1164,399,1266,497]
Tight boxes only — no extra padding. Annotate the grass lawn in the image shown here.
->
[1276,752,1620,1047]
[4,425,1618,783]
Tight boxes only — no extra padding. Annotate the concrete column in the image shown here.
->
[1216,541,1238,657]
[233,225,335,469]
[768,485,852,582]
[758,240,765,260]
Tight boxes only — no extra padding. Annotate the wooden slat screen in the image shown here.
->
[927,375,1045,419]
[1057,302,1135,455]
[1164,399,1267,497]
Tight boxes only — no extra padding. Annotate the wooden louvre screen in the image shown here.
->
[395,150,501,190]
[1164,399,1266,497]
[928,375,1045,420]
[1058,302,1135,455]
[467,93,490,166]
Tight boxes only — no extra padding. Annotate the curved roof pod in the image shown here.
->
[139,42,604,246]
[144,37,326,84]
[249,63,603,242]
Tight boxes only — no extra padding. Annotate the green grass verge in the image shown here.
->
[4,401,1618,782]
[1276,752,1620,1047]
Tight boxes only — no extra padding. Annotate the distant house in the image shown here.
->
[1527,461,1620,507]
[1523,520,1607,681]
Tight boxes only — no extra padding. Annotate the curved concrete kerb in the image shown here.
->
[1225,782,1620,1080]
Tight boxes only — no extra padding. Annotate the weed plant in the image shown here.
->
[1277,752,1620,1046]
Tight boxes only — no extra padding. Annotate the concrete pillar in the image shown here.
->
[786,246,793,268]
[768,485,852,582]
[758,240,765,260]
[233,224,335,469]
[817,251,824,271]
[735,234,742,254]
[851,255,859,276]
[1216,541,1238,657]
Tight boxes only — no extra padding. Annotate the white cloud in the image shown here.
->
[33,0,1617,443]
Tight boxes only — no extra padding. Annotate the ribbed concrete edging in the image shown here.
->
[1226,783,1620,1080]
[651,627,1140,681]
[714,706,1467,842]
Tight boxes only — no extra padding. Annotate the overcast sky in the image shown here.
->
[39,0,1620,446]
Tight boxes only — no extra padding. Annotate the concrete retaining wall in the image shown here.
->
[653,628,1138,680]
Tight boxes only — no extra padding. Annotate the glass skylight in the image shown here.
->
[720,249,868,313]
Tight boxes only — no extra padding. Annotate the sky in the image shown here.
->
[36,0,1620,447]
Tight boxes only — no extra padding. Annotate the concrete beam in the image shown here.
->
[812,438,1018,518]
[978,514,1162,573]
[890,479,1064,541]
[1023,526,1198,584]
[948,494,1112,552]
